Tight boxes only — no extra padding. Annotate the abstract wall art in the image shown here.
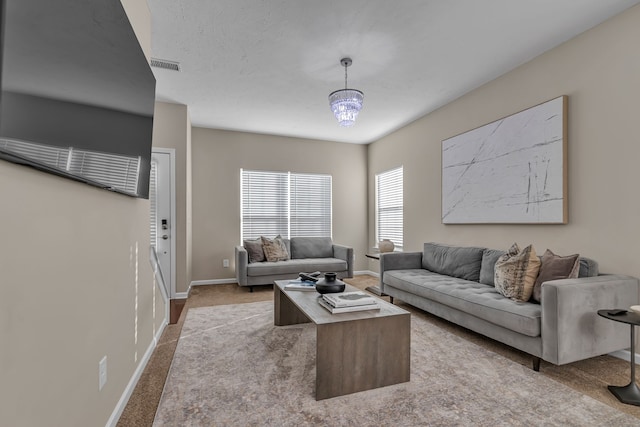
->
[442,96,567,224]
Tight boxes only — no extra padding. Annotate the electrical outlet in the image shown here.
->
[223,259,230,268]
[99,356,107,390]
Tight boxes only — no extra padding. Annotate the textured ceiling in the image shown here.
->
[149,0,639,144]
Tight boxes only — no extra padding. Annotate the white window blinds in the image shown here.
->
[149,160,158,248]
[0,138,69,169]
[241,169,332,241]
[376,166,403,250]
[290,173,332,237]
[67,148,140,195]
[0,138,140,195]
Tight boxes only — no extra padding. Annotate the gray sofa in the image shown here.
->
[235,237,353,292]
[380,242,640,370]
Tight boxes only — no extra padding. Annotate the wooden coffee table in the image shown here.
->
[274,280,410,400]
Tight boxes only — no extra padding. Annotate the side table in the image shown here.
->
[597,309,640,406]
[365,253,386,296]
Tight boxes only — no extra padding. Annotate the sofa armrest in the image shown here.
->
[235,245,248,287]
[379,251,423,292]
[541,274,640,365]
[333,244,353,278]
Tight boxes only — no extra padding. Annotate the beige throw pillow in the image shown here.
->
[494,243,541,302]
[261,235,290,262]
[531,249,580,303]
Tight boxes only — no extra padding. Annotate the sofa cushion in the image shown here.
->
[384,269,541,337]
[247,258,347,277]
[261,235,290,262]
[290,237,333,259]
[479,248,506,286]
[422,243,484,282]
[494,243,541,302]
[243,238,265,263]
[531,249,580,303]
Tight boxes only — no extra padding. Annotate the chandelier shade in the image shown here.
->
[329,89,364,127]
[328,58,363,127]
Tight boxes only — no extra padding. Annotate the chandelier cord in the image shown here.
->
[344,63,348,90]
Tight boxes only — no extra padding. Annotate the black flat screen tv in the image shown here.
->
[0,0,156,198]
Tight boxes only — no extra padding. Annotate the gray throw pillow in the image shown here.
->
[422,242,484,282]
[261,235,290,262]
[531,249,580,303]
[290,237,333,259]
[578,257,599,278]
[479,249,506,286]
[243,238,265,263]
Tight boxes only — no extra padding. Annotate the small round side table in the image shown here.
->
[597,309,640,406]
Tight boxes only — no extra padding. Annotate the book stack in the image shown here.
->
[284,279,317,291]
[318,291,380,314]
[284,271,322,291]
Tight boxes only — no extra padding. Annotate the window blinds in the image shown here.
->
[149,160,158,248]
[376,166,403,250]
[0,138,140,195]
[1,138,68,170]
[241,169,332,241]
[67,148,140,195]
[290,173,332,237]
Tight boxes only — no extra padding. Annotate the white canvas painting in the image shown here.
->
[442,96,566,224]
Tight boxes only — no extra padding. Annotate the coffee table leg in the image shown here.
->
[274,286,310,326]
[315,313,410,400]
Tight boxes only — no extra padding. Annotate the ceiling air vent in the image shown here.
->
[150,58,180,71]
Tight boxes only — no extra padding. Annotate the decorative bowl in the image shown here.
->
[315,279,345,294]
[630,305,640,314]
[324,272,337,282]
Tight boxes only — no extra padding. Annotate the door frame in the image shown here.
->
[152,148,177,299]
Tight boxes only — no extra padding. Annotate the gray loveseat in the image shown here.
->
[235,237,353,292]
[380,242,640,370]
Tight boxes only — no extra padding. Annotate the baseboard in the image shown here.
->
[354,270,379,277]
[174,290,189,299]
[106,319,168,427]
[609,349,640,364]
[190,278,237,286]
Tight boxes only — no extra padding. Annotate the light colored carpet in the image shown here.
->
[154,300,638,426]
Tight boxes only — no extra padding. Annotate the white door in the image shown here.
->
[150,150,175,298]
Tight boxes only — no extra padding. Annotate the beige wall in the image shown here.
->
[0,163,163,427]
[0,2,165,426]
[191,128,369,281]
[152,102,192,293]
[368,4,640,279]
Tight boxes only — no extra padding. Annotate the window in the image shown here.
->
[241,169,332,241]
[376,166,403,250]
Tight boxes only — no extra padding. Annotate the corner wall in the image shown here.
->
[191,128,369,282]
[368,4,640,279]
[152,102,192,294]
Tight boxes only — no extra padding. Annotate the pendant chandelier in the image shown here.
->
[328,57,364,127]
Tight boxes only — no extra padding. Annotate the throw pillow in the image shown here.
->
[494,243,541,302]
[479,248,506,286]
[531,249,580,303]
[261,235,290,262]
[421,243,485,282]
[243,238,265,263]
